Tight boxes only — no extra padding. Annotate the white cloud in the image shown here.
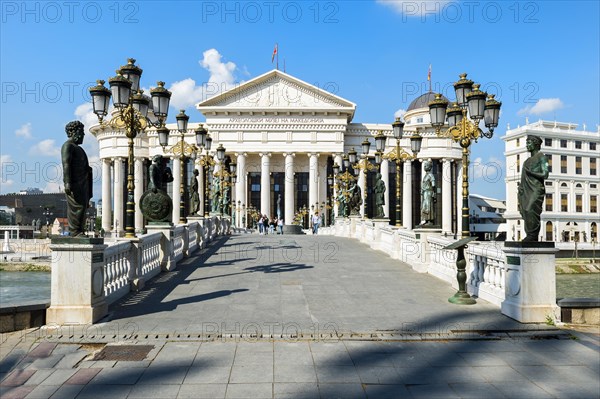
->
[518,98,564,116]
[29,139,60,157]
[0,154,12,164]
[377,0,453,16]
[471,156,503,182]
[169,48,239,109]
[15,123,33,139]
[42,181,62,193]
[394,108,406,119]
[169,78,206,110]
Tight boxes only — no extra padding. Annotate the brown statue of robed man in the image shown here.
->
[61,121,93,237]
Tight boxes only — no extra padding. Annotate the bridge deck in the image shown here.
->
[102,234,525,336]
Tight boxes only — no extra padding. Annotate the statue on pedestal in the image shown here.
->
[277,194,282,220]
[211,177,221,214]
[518,135,549,241]
[61,121,93,237]
[374,172,386,218]
[189,169,200,215]
[222,183,230,215]
[419,160,435,226]
[140,155,174,222]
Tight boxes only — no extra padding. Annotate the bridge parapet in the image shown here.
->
[47,216,227,325]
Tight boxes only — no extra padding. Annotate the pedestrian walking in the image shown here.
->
[312,212,321,235]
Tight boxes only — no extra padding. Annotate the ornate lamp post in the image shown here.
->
[348,139,380,218]
[332,158,355,218]
[428,73,501,238]
[428,72,501,305]
[89,58,172,238]
[43,207,53,238]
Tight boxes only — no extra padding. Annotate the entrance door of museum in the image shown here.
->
[271,172,284,220]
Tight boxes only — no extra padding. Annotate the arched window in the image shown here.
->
[546,221,553,242]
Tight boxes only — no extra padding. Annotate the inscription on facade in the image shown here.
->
[228,117,325,124]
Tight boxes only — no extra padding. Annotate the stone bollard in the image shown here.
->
[46,237,108,325]
[501,242,559,323]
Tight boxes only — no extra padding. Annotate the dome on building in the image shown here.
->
[407,92,448,112]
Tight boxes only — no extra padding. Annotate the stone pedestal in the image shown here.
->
[146,222,176,272]
[349,215,361,238]
[372,219,390,251]
[46,237,108,325]
[413,228,442,273]
[501,242,559,323]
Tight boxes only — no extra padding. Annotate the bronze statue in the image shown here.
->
[140,155,174,222]
[189,169,200,215]
[348,181,362,216]
[61,121,93,237]
[337,184,348,217]
[221,182,230,215]
[374,172,386,218]
[211,177,221,213]
[518,135,549,241]
[419,160,435,226]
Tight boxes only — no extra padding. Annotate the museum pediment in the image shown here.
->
[197,70,356,115]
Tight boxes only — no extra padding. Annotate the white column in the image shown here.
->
[284,153,295,224]
[403,160,412,229]
[309,153,319,217]
[456,161,463,234]
[260,153,271,216]
[442,159,452,234]
[333,154,343,217]
[172,157,181,223]
[380,160,390,218]
[358,167,366,218]
[134,157,144,233]
[236,153,247,227]
[113,158,124,236]
[102,159,112,233]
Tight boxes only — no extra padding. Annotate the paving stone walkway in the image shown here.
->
[1,233,599,398]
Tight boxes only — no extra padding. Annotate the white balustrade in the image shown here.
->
[187,222,199,254]
[173,225,185,262]
[139,232,162,281]
[103,240,133,304]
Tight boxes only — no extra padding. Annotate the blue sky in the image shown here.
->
[1,0,599,201]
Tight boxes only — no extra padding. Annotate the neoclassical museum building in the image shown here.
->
[93,70,465,236]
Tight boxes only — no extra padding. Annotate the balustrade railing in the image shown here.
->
[139,232,162,281]
[103,240,133,304]
[173,225,185,262]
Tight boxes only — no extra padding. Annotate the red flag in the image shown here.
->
[271,44,278,63]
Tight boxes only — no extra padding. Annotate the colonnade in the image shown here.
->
[100,153,461,236]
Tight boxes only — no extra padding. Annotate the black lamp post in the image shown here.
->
[428,72,501,305]
[428,73,501,238]
[89,58,172,238]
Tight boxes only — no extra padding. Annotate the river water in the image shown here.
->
[0,272,598,305]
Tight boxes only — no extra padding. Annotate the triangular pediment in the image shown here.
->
[197,70,356,115]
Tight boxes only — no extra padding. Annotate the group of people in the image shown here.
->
[257,215,284,235]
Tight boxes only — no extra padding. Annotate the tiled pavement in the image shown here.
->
[1,234,599,398]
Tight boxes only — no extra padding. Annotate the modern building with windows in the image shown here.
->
[503,120,600,243]
[93,69,472,237]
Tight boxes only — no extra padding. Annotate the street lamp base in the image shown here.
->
[448,291,476,305]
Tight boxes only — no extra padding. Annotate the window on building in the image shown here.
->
[576,183,582,188]
[561,155,567,173]
[591,195,598,214]
[560,139,567,148]
[416,117,423,123]
[591,142,597,151]
[516,154,520,173]
[591,158,597,176]
[547,156,552,173]
[575,140,582,149]
[544,138,552,147]
[575,156,582,174]
[561,194,568,212]
[516,138,520,147]
[561,182,567,187]
[545,193,553,212]
[592,222,598,240]
[576,195,582,212]
[591,184,598,189]
[546,221,553,242]
[545,181,553,186]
